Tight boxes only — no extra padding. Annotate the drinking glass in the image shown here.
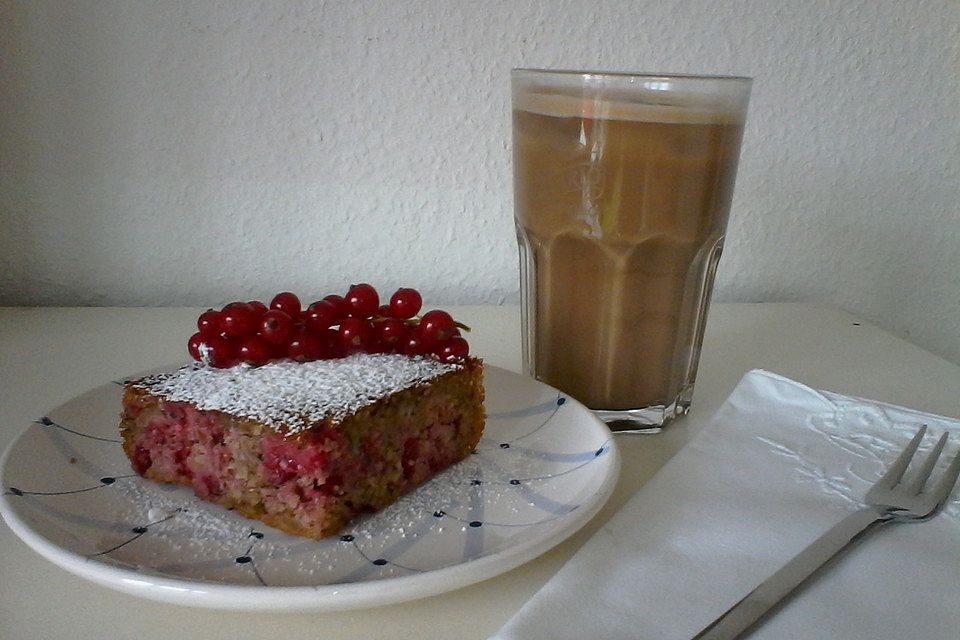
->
[512,69,751,430]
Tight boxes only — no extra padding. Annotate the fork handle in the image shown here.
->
[692,506,890,640]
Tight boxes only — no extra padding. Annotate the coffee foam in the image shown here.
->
[514,89,744,125]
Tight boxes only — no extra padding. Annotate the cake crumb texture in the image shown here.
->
[120,356,484,538]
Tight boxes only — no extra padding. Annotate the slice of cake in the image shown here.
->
[119,353,485,538]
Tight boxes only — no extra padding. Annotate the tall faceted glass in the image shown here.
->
[512,69,751,429]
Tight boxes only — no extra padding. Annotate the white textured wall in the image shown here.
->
[2,1,959,363]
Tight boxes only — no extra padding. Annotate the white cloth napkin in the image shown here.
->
[492,369,960,640]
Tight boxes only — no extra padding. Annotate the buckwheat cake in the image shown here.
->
[119,353,485,538]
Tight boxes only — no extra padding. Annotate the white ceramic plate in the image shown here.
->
[0,365,619,611]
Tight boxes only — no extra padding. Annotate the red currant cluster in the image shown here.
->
[188,285,469,368]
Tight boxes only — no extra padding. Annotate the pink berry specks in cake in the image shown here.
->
[120,354,485,538]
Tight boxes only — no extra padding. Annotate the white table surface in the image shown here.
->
[1,303,959,639]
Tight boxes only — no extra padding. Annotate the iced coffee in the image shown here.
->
[512,70,751,428]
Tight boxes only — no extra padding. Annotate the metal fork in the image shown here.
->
[693,426,960,640]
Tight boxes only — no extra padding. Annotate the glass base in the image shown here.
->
[593,384,694,433]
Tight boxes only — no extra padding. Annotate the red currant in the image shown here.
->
[287,329,324,362]
[322,294,351,320]
[188,332,204,361]
[437,336,470,362]
[199,335,238,368]
[270,292,302,320]
[401,334,430,356]
[258,309,295,345]
[320,328,346,359]
[418,309,457,346]
[376,304,392,317]
[220,303,257,338]
[304,300,338,332]
[237,335,272,366]
[389,288,422,320]
[346,283,380,318]
[365,336,389,354]
[376,318,407,350]
[338,317,373,353]
[247,300,268,316]
[197,309,222,338]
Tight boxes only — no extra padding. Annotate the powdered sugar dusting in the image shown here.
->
[131,354,461,435]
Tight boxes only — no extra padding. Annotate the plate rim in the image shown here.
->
[0,364,620,611]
